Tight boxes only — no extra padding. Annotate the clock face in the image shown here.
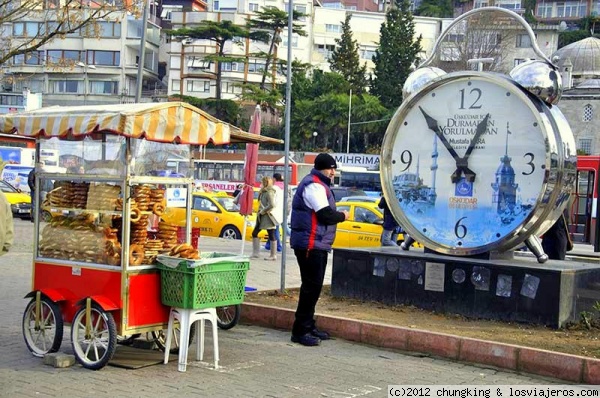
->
[382,73,550,254]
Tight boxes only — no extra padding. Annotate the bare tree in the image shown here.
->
[0,0,138,67]
[430,10,529,74]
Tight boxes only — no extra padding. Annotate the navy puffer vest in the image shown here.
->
[290,169,337,251]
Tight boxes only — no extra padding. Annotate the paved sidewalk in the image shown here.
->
[198,236,326,291]
[0,220,569,397]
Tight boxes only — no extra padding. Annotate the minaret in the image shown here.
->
[491,122,518,215]
[429,133,438,204]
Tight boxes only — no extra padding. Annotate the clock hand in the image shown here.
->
[464,113,490,160]
[418,106,461,161]
[455,113,490,183]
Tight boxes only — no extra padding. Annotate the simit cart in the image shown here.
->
[0,102,281,370]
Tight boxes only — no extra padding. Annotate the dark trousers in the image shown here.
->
[292,249,328,336]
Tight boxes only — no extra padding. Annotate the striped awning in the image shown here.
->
[0,102,283,145]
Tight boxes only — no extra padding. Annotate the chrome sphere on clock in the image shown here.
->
[381,71,576,257]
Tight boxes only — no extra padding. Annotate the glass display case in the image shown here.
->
[34,136,194,268]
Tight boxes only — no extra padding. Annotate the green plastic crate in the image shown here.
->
[157,253,249,309]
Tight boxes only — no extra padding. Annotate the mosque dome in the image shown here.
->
[552,37,600,77]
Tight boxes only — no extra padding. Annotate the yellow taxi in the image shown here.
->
[333,201,420,248]
[161,191,267,241]
[0,179,32,219]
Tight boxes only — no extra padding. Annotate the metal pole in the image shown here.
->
[280,0,293,293]
[135,0,149,103]
[346,88,352,153]
[595,157,600,252]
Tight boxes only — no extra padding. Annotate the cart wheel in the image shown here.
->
[216,304,241,330]
[152,322,196,354]
[22,297,64,357]
[41,210,52,222]
[220,225,241,240]
[71,303,117,370]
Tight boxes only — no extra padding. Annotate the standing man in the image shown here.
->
[0,190,14,256]
[266,172,285,253]
[290,153,349,346]
[27,164,36,222]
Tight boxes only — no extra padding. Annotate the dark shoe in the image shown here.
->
[310,328,330,340]
[291,333,320,346]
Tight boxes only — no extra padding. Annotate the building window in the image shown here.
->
[583,104,593,122]
[46,21,81,37]
[247,60,266,73]
[316,44,335,58]
[213,0,220,10]
[188,57,212,70]
[578,138,592,155]
[47,50,85,65]
[325,24,341,33]
[49,80,82,94]
[87,51,120,66]
[89,81,118,95]
[360,48,377,60]
[172,79,181,92]
[516,34,533,48]
[222,82,240,94]
[13,51,44,65]
[514,58,527,66]
[15,79,44,93]
[282,34,298,47]
[221,62,241,71]
[557,1,587,17]
[187,80,210,92]
[249,2,259,11]
[536,3,553,17]
[474,0,489,7]
[13,22,43,37]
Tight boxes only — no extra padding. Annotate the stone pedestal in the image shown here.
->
[331,247,600,328]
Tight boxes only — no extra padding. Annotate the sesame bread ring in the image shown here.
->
[129,244,144,266]
[130,207,141,223]
[153,202,165,216]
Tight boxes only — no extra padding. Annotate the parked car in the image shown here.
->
[339,195,379,203]
[333,201,420,249]
[162,191,267,241]
[0,179,31,219]
[331,187,367,201]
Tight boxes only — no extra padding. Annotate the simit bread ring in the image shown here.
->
[130,207,141,223]
[129,244,144,266]
[153,202,165,216]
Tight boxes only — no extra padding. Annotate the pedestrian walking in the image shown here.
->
[541,211,573,260]
[378,196,400,246]
[0,190,14,255]
[265,173,285,253]
[290,153,349,346]
[251,176,278,261]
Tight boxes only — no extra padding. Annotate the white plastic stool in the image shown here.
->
[163,307,219,372]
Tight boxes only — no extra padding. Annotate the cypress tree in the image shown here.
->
[329,14,368,94]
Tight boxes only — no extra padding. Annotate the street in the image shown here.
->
[0,219,563,397]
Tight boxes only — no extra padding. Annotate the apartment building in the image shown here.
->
[1,11,162,106]
[457,0,600,26]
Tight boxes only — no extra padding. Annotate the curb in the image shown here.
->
[240,302,600,384]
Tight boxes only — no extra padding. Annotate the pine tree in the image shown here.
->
[371,0,421,110]
[415,0,454,18]
[329,14,368,94]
